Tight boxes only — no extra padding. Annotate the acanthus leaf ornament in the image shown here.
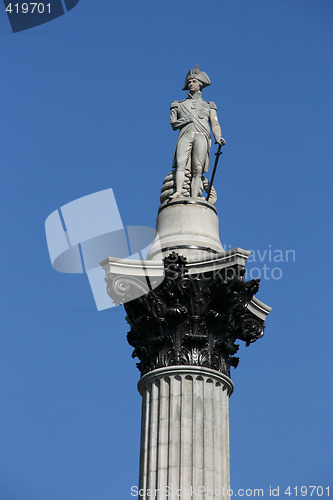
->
[111,253,268,377]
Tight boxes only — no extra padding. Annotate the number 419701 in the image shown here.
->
[6,3,51,14]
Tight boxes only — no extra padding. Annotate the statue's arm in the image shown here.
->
[170,101,192,131]
[209,102,226,145]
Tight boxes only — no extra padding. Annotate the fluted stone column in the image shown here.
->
[138,366,233,500]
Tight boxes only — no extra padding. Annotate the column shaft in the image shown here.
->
[138,366,233,500]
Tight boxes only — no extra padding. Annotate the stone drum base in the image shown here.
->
[147,198,224,262]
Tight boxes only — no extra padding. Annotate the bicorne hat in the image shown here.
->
[182,65,211,90]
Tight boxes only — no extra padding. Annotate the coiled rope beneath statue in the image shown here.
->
[160,168,217,205]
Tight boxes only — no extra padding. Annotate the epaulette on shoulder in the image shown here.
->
[209,101,217,110]
[170,100,179,109]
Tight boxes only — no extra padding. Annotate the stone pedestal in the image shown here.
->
[147,198,223,262]
[138,366,233,500]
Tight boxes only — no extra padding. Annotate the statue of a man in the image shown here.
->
[170,65,225,199]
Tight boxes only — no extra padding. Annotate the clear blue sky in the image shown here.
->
[1,0,332,498]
